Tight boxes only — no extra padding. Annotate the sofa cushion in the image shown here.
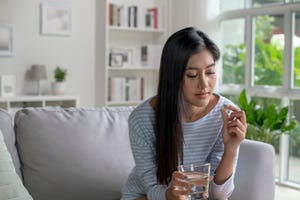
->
[0,109,21,177]
[15,107,135,200]
[0,129,33,200]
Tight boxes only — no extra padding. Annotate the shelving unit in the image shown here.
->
[0,95,79,111]
[95,0,170,107]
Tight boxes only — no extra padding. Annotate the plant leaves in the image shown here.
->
[238,90,298,143]
[239,89,248,110]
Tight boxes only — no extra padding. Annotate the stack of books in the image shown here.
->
[108,4,159,29]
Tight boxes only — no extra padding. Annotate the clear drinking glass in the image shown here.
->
[177,163,211,200]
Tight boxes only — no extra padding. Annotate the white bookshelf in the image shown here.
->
[0,95,79,110]
[95,0,170,107]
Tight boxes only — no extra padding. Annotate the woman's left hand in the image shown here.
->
[221,104,247,151]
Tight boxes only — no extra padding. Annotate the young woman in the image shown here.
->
[122,27,247,200]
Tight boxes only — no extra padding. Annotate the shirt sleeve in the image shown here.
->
[127,114,168,200]
[208,134,239,199]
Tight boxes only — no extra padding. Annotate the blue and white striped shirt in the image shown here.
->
[122,95,238,200]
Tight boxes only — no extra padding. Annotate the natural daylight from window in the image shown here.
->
[219,0,300,191]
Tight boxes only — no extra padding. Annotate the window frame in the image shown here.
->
[219,2,300,189]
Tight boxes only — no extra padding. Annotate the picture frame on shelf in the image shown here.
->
[109,53,123,67]
[110,48,133,67]
[40,2,72,36]
[0,24,14,57]
[0,75,16,97]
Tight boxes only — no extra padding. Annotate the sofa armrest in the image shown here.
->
[230,139,275,200]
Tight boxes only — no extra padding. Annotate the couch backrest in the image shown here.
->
[15,107,135,200]
[0,109,21,177]
[230,139,276,200]
[10,107,276,200]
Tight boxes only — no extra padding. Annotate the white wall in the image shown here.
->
[171,0,220,42]
[0,0,95,107]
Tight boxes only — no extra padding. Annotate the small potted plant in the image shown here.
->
[52,66,67,95]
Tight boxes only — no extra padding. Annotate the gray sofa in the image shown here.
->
[0,107,275,200]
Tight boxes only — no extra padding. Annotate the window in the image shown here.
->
[252,0,285,7]
[289,100,300,183]
[220,1,300,188]
[254,14,284,86]
[294,12,300,88]
[221,19,246,84]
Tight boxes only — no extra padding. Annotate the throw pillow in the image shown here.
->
[0,129,33,200]
[0,108,21,177]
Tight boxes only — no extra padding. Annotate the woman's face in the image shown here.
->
[182,49,217,110]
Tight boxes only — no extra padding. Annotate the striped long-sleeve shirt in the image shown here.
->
[122,94,238,200]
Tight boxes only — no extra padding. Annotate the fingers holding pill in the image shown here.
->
[221,103,247,150]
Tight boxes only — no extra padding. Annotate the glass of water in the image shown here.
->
[177,162,210,200]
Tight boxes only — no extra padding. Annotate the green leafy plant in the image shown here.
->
[238,89,297,144]
[54,66,67,82]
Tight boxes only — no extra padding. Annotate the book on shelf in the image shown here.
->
[109,3,119,26]
[145,7,158,29]
[128,6,138,28]
[118,5,127,27]
[108,77,144,102]
[141,44,162,68]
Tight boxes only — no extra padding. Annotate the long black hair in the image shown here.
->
[155,27,220,184]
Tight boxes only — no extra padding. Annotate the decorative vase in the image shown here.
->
[51,82,66,95]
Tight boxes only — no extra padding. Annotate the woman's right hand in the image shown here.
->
[166,171,190,200]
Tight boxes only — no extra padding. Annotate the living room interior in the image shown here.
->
[1,0,300,199]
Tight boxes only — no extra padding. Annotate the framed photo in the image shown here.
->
[109,53,124,67]
[0,24,13,57]
[40,2,72,36]
[110,48,133,67]
[0,75,16,97]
